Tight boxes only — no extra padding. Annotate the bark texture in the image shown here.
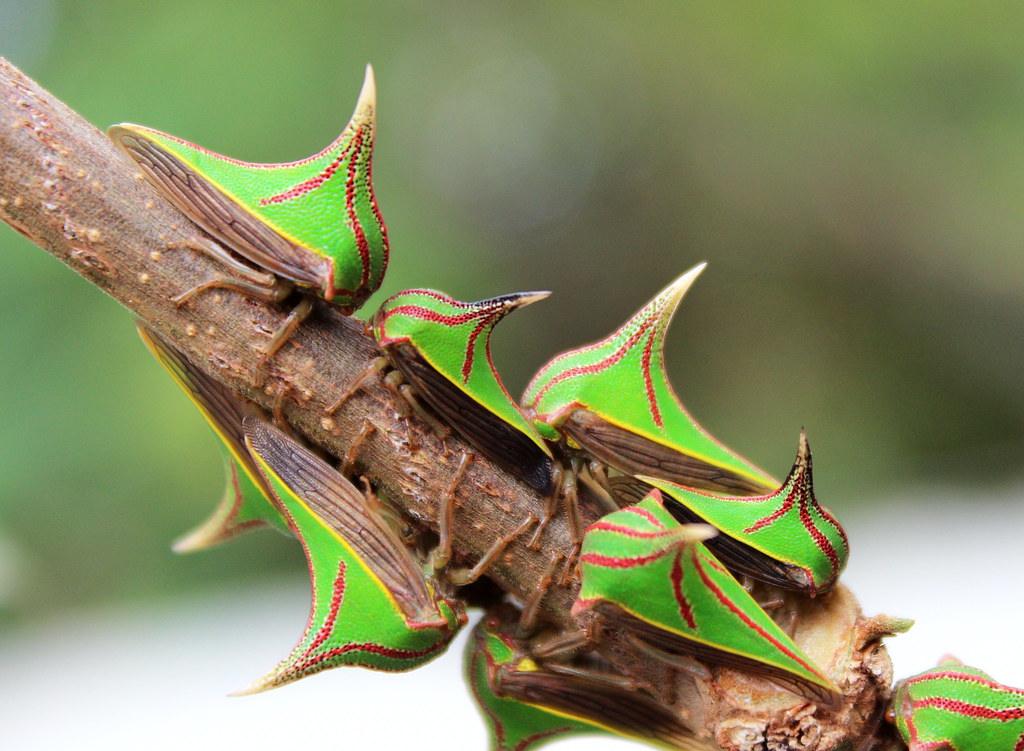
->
[0,58,902,750]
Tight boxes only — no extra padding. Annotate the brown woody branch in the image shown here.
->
[0,58,901,750]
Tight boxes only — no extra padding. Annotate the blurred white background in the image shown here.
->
[2,485,1022,750]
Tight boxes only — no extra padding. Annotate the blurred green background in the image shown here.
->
[1,1,1022,622]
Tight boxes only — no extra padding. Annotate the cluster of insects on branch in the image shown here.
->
[113,67,1024,750]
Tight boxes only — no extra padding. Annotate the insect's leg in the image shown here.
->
[256,297,315,370]
[527,462,564,549]
[516,552,563,636]
[166,237,276,286]
[527,627,592,662]
[271,382,293,431]
[171,272,292,308]
[579,461,618,514]
[554,462,585,586]
[380,370,412,417]
[388,374,452,439]
[430,452,474,571]
[340,420,377,476]
[325,357,390,415]
[260,295,315,362]
[447,513,537,586]
[358,475,417,547]
[561,461,584,545]
[557,546,581,588]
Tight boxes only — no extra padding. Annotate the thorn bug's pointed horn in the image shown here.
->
[670,522,718,545]
[656,261,707,324]
[641,488,717,545]
[773,429,814,505]
[170,522,219,554]
[790,428,813,479]
[351,63,377,127]
[504,290,552,310]
[796,427,810,467]
[472,290,552,313]
[228,675,275,698]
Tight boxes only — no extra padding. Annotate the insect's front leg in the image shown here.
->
[381,369,452,438]
[167,235,278,288]
[516,551,564,636]
[560,458,584,545]
[340,420,377,477]
[325,356,389,415]
[578,459,618,513]
[258,296,314,369]
[446,513,537,587]
[527,626,592,662]
[430,451,474,571]
[168,235,290,308]
[528,454,586,554]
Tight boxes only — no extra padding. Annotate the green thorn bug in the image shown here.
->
[352,287,573,586]
[889,656,1024,751]
[522,263,778,498]
[368,287,555,493]
[110,66,388,365]
[623,430,850,596]
[136,324,289,551]
[240,417,465,693]
[573,490,841,708]
[466,607,713,751]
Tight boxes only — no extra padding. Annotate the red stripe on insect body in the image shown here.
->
[365,137,390,279]
[381,304,490,328]
[817,503,849,551]
[258,132,358,205]
[914,697,1024,722]
[296,560,347,662]
[381,299,508,384]
[670,552,697,629]
[343,128,372,288]
[587,520,681,540]
[397,289,477,308]
[620,503,668,530]
[903,715,944,751]
[906,671,1024,696]
[256,127,378,293]
[579,548,673,569]
[690,548,825,681]
[529,314,658,406]
[799,498,840,577]
[286,637,449,676]
[741,476,843,584]
[463,315,496,382]
[742,485,796,534]
[640,328,662,427]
